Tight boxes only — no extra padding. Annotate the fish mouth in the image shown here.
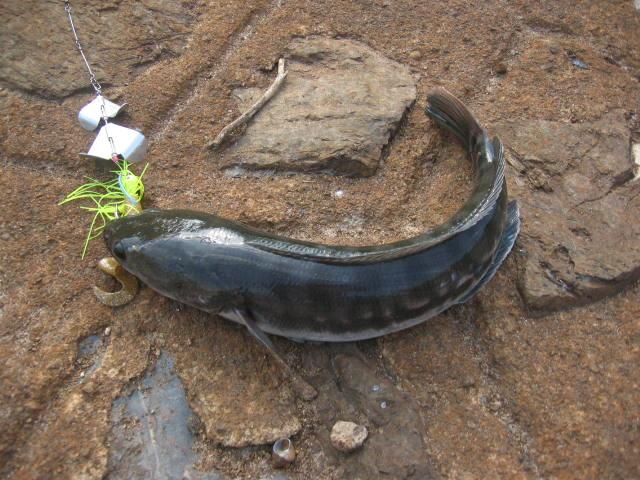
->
[103,217,133,262]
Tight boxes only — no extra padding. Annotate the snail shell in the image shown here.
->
[272,437,295,468]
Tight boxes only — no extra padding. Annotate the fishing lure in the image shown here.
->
[103,89,520,398]
[60,161,147,258]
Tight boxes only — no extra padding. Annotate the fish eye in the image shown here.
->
[113,241,126,261]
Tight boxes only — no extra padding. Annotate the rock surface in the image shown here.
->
[0,0,196,98]
[1,1,640,479]
[330,421,368,453]
[497,111,640,309]
[222,37,417,176]
[303,346,438,479]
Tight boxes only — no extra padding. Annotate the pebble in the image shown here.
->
[104,327,111,337]
[330,421,368,453]
[571,58,588,69]
[409,50,422,60]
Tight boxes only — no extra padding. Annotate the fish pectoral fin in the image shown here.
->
[232,308,318,401]
[456,200,521,305]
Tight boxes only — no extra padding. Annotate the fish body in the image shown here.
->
[104,89,520,343]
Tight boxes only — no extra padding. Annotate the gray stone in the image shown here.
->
[330,421,368,452]
[496,111,640,309]
[222,37,417,176]
[0,1,195,98]
[108,352,220,480]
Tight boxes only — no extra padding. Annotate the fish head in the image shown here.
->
[104,209,240,311]
[104,208,199,266]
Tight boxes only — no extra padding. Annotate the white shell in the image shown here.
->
[78,95,127,131]
[80,123,147,163]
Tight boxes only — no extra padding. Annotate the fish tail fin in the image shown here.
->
[426,88,484,148]
[456,200,521,304]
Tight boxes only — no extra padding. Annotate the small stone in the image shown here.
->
[1,233,10,241]
[409,50,422,59]
[571,57,588,69]
[104,327,111,337]
[330,421,368,453]
[549,46,560,55]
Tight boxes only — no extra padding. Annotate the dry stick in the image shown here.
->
[208,58,288,149]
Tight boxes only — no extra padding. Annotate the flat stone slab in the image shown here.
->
[497,110,640,309]
[223,37,417,176]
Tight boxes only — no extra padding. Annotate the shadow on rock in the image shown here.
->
[305,344,439,480]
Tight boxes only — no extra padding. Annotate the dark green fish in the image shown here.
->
[104,89,519,398]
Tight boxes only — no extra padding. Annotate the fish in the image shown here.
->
[103,88,520,398]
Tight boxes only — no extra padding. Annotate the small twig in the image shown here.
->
[208,58,288,149]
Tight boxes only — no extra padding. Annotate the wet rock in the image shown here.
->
[0,1,196,98]
[173,327,303,448]
[382,314,533,479]
[108,352,220,480]
[76,334,105,381]
[305,345,438,479]
[330,421,368,452]
[496,110,640,309]
[223,37,417,176]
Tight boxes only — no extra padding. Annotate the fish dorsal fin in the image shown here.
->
[246,90,506,265]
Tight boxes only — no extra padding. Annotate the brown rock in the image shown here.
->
[496,110,640,309]
[222,37,417,176]
[0,1,195,98]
